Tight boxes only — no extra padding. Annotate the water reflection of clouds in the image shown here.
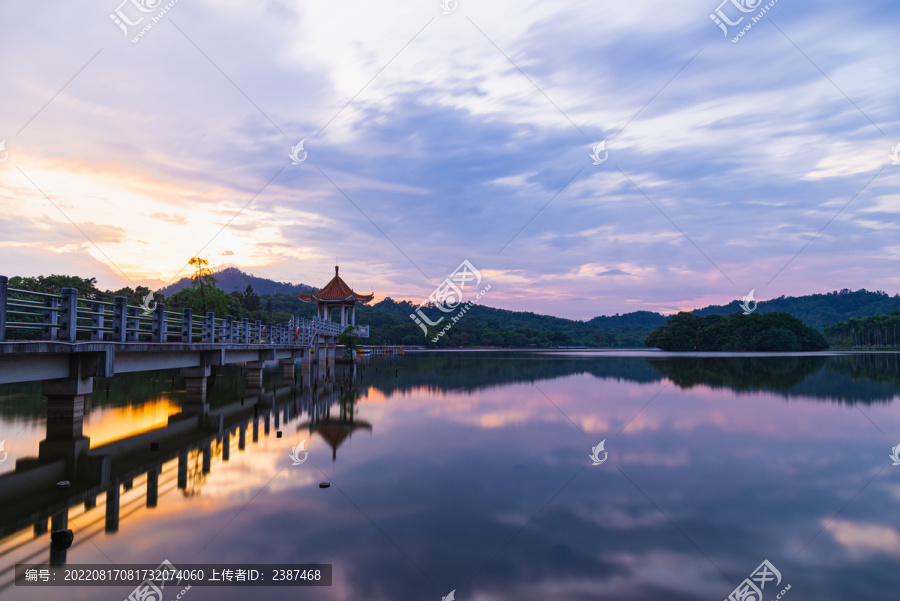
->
[826,520,900,558]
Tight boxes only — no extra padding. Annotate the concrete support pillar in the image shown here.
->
[274,410,280,430]
[50,508,68,532]
[177,451,188,490]
[146,466,160,508]
[246,361,265,389]
[327,343,336,374]
[182,365,210,414]
[40,367,93,473]
[280,359,295,380]
[252,415,259,443]
[317,343,327,380]
[222,430,231,462]
[202,442,211,474]
[238,424,246,451]
[105,485,120,533]
[34,519,48,535]
[264,411,270,436]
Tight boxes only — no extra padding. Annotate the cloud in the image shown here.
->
[0,0,897,318]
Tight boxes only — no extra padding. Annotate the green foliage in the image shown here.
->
[338,326,361,358]
[824,310,900,348]
[166,286,241,318]
[645,312,828,352]
[695,288,900,330]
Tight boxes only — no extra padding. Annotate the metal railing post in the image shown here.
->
[153,303,167,343]
[0,276,7,342]
[60,288,78,342]
[113,297,127,342]
[182,308,193,343]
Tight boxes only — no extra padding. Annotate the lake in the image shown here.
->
[1,351,899,600]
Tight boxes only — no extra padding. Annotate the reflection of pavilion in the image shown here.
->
[297,395,371,462]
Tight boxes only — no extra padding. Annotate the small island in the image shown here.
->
[645,311,829,352]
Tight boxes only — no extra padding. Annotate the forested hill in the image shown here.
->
[156,270,899,332]
[692,289,900,330]
[157,267,313,297]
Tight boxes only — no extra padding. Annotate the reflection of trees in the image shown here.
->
[360,353,664,396]
[183,448,209,498]
[826,354,900,386]
[647,356,827,391]
[647,355,900,405]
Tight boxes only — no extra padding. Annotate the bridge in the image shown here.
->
[0,275,370,386]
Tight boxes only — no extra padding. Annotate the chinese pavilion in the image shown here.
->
[298,265,375,328]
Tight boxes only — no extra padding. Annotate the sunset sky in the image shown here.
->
[0,0,898,320]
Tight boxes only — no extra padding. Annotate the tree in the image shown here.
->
[242,284,261,312]
[188,256,217,314]
[338,326,361,358]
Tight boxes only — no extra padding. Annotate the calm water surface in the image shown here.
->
[1,351,900,600]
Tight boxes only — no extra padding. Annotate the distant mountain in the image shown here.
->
[159,270,900,336]
[692,288,900,330]
[157,267,314,297]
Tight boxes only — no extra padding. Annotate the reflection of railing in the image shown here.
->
[0,381,354,584]
[0,276,360,345]
[355,325,369,338]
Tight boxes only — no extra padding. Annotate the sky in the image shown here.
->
[0,0,898,320]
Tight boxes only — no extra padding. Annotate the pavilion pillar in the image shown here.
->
[351,305,356,326]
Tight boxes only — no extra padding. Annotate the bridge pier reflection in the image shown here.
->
[0,360,368,576]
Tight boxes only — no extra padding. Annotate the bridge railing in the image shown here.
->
[0,276,356,345]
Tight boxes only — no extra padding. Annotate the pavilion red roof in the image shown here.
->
[297,266,375,304]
